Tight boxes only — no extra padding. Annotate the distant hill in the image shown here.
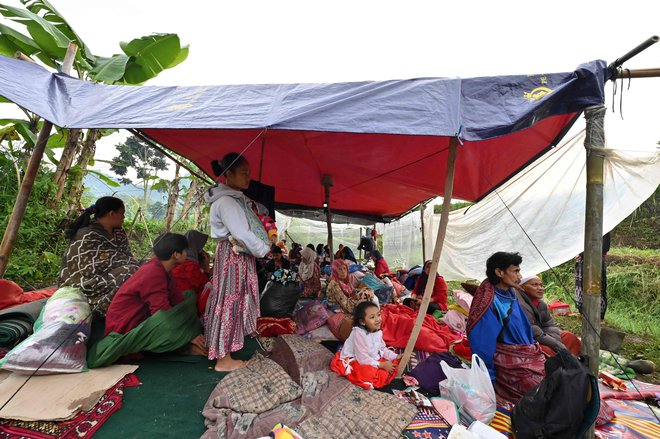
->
[83,174,168,205]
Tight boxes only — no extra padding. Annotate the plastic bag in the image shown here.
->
[439,354,496,424]
[0,287,91,375]
[260,281,300,318]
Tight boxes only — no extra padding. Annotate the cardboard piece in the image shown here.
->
[0,364,138,421]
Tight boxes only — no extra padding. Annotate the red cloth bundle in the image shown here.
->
[256,317,297,337]
[380,304,461,353]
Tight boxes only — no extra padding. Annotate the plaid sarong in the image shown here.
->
[493,342,545,403]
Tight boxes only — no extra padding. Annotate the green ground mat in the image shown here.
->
[94,337,260,439]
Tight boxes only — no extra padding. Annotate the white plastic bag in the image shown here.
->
[439,354,497,424]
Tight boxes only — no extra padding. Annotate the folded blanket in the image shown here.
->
[202,335,416,439]
[0,299,48,348]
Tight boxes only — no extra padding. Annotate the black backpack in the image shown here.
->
[511,349,600,439]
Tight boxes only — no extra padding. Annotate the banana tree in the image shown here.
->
[0,0,189,207]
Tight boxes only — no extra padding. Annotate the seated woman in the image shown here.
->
[171,230,211,316]
[371,250,391,277]
[288,243,302,266]
[88,233,205,367]
[58,196,139,316]
[411,260,448,311]
[467,252,545,403]
[516,275,581,356]
[298,247,321,298]
[327,259,375,314]
[338,245,357,263]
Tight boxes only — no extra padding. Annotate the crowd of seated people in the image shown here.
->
[50,193,585,404]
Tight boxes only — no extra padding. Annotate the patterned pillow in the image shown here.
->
[207,353,302,414]
[294,300,330,334]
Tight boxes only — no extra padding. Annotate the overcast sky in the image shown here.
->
[2,0,659,181]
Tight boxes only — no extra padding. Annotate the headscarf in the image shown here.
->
[331,259,355,297]
[184,230,208,263]
[341,246,357,263]
[414,260,441,295]
[371,250,383,260]
[299,247,317,281]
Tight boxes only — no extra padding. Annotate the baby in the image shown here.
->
[229,201,278,254]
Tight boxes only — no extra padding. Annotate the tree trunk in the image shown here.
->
[164,163,180,232]
[50,128,82,205]
[66,128,100,214]
[179,178,199,222]
[194,183,206,230]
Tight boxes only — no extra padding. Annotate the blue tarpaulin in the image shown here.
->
[0,55,609,220]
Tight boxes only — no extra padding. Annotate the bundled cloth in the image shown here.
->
[359,273,394,305]
[87,290,201,368]
[0,287,91,375]
[0,279,56,311]
[381,304,462,352]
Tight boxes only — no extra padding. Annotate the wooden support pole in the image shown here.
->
[322,175,334,260]
[398,138,459,376]
[0,43,78,278]
[582,105,606,439]
[420,203,427,262]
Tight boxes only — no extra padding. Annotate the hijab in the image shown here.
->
[299,247,317,281]
[331,259,355,296]
[341,246,357,263]
[184,230,209,263]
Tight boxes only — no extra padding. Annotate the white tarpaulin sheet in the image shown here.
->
[386,130,659,280]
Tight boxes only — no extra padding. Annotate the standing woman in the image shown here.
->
[205,153,271,372]
[59,196,139,316]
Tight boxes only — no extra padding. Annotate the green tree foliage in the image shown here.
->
[0,156,67,287]
[110,136,169,208]
[0,0,189,84]
[0,0,190,210]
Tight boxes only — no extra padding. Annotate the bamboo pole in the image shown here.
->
[397,138,459,376]
[611,67,660,79]
[581,105,606,439]
[0,43,78,278]
[14,51,35,63]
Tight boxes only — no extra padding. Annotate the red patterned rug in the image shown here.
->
[0,373,140,439]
